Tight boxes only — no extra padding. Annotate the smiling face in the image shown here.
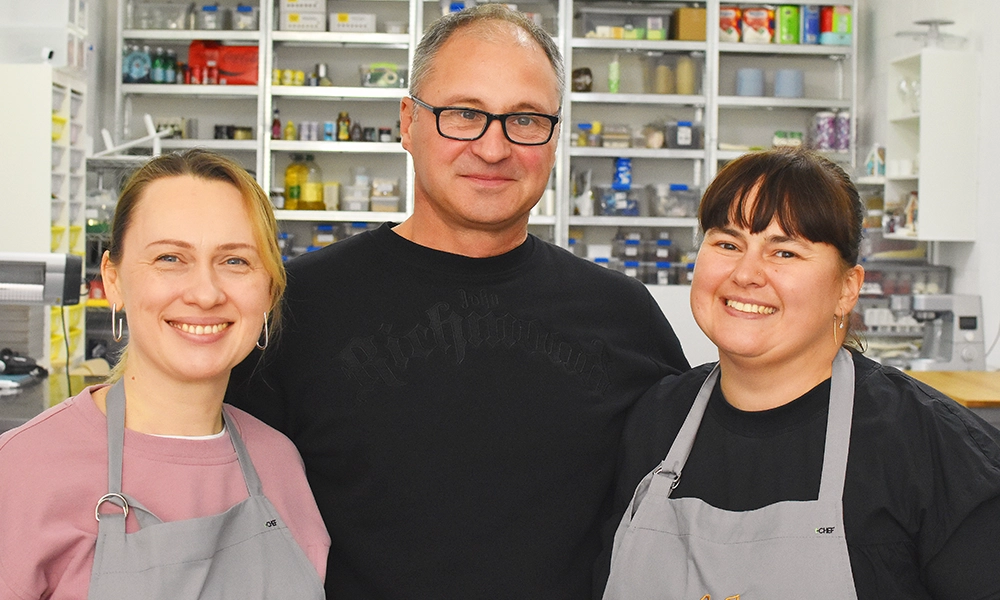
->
[691,210,863,371]
[101,175,272,387]
[399,22,560,252]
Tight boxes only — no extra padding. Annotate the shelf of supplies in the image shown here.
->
[122,29,262,42]
[571,38,707,53]
[269,140,406,153]
[271,86,407,100]
[570,147,705,160]
[855,175,886,185]
[275,209,407,222]
[569,216,699,228]
[271,31,409,47]
[717,96,851,109]
[570,92,706,106]
[719,42,851,56]
[122,83,258,97]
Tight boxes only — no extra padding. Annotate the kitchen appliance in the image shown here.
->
[890,294,986,371]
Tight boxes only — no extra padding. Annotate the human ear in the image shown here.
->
[838,264,865,317]
[399,97,415,151]
[100,251,124,309]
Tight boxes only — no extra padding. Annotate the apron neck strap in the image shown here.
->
[656,348,856,503]
[103,381,265,497]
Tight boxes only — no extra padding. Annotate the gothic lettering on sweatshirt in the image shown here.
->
[338,290,610,399]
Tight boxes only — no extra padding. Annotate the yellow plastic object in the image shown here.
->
[51,115,68,141]
[69,225,83,249]
[50,225,66,251]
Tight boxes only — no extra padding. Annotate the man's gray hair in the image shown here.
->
[409,4,564,105]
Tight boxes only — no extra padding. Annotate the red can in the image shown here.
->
[190,64,202,85]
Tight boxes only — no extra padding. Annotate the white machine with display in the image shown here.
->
[892,294,986,371]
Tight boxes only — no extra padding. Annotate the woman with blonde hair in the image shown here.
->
[0,149,329,599]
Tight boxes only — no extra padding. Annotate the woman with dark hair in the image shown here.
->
[602,148,1000,599]
[0,150,328,599]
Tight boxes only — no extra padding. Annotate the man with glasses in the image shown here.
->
[226,4,689,598]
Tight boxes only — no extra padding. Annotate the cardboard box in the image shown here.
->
[671,7,706,41]
[188,42,258,85]
[328,12,376,33]
[279,0,326,13]
[279,11,326,31]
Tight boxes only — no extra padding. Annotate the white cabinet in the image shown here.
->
[0,65,87,382]
[884,48,977,241]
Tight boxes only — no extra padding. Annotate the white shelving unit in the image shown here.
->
[110,0,859,257]
[0,64,88,390]
[884,47,977,241]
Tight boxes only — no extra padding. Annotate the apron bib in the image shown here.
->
[88,380,324,600]
[605,349,858,600]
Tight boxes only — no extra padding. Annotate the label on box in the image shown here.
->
[280,11,326,31]
[329,12,376,33]
[676,122,692,146]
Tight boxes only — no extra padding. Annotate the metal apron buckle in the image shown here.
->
[95,493,130,522]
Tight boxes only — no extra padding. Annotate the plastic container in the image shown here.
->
[69,148,85,172]
[233,4,259,30]
[614,238,643,260]
[299,154,324,210]
[51,86,67,112]
[646,238,675,262]
[654,261,678,285]
[360,63,407,88]
[644,54,675,94]
[665,120,703,149]
[51,115,67,141]
[652,183,700,217]
[312,224,336,247]
[69,92,83,118]
[197,4,230,30]
[51,144,66,168]
[342,185,370,211]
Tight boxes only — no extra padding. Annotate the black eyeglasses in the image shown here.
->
[410,96,560,146]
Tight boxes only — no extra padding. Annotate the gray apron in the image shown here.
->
[88,380,325,600]
[604,349,859,599]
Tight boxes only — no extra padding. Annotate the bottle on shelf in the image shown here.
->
[299,155,325,211]
[283,119,296,141]
[151,47,165,83]
[283,154,304,210]
[271,108,281,140]
[349,121,363,142]
[316,63,333,87]
[165,49,177,84]
[337,112,351,141]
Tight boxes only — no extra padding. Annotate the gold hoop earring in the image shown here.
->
[256,312,269,350]
[111,303,124,342]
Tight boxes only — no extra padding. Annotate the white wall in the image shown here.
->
[858,0,1000,369]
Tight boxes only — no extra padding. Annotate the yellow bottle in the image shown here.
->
[299,154,325,211]
[283,154,303,210]
[283,120,297,141]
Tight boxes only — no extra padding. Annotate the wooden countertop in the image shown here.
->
[903,371,1000,408]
